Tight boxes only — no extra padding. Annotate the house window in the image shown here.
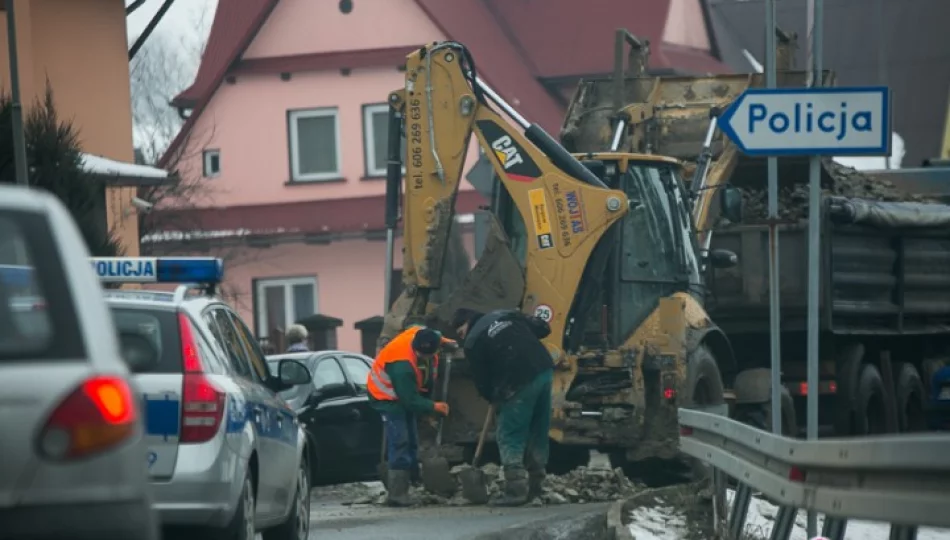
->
[363,103,406,178]
[203,149,221,178]
[288,108,341,182]
[255,276,318,338]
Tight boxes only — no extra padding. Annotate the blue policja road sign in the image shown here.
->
[718,86,891,157]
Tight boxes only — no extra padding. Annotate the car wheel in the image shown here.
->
[263,458,311,540]
[205,474,255,540]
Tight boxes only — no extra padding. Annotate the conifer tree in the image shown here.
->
[0,84,122,256]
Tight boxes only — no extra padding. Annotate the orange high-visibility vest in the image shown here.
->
[367,326,442,401]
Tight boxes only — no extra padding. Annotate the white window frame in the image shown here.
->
[288,108,341,182]
[203,149,221,178]
[363,103,405,177]
[255,276,319,338]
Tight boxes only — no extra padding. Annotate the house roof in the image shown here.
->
[161,0,730,167]
[143,189,486,241]
[706,0,950,167]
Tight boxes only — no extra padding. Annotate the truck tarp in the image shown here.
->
[828,196,950,229]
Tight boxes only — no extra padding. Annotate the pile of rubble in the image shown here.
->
[344,464,645,507]
[730,160,934,223]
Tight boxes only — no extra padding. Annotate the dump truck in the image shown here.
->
[561,31,950,441]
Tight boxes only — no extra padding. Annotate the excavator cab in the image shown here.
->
[492,152,703,352]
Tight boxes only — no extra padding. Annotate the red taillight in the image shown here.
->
[680,426,694,436]
[788,466,806,482]
[38,376,137,460]
[178,312,225,444]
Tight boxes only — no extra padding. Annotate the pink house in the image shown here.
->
[152,0,729,353]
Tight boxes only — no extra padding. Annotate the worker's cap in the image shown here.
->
[411,328,442,355]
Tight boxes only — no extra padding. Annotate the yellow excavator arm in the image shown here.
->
[381,41,629,353]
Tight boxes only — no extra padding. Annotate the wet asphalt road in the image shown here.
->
[307,500,608,539]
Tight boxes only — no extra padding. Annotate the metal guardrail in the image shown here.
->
[678,407,950,540]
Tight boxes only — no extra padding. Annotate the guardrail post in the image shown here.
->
[821,517,848,540]
[768,505,799,540]
[727,482,752,540]
[889,525,918,540]
[711,468,728,536]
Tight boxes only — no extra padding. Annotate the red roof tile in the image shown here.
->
[147,190,487,237]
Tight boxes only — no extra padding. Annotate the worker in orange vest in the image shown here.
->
[367,326,456,506]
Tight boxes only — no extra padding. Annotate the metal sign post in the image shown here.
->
[805,0,824,535]
[763,0,783,441]
[5,0,29,186]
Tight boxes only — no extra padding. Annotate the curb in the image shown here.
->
[608,498,634,540]
[469,506,612,540]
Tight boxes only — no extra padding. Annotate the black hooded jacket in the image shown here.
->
[463,309,554,403]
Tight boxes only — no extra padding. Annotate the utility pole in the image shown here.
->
[5,0,29,186]
[805,0,824,536]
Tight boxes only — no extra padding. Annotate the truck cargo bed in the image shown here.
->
[708,212,950,335]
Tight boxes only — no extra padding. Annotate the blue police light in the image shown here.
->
[91,257,224,284]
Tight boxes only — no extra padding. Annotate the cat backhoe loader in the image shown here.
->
[378,40,738,473]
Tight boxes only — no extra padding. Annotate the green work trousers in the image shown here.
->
[495,369,554,474]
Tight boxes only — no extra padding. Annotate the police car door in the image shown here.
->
[205,307,282,518]
[229,312,299,512]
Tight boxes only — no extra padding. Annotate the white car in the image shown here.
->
[0,186,159,540]
[94,256,314,540]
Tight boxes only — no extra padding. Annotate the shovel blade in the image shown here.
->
[421,456,456,497]
[459,468,488,504]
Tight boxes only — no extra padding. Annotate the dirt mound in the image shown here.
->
[344,464,646,507]
[733,160,934,223]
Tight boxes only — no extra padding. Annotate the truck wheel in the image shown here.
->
[895,363,927,432]
[735,387,798,437]
[854,364,898,435]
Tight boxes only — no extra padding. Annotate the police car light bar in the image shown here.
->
[91,257,224,284]
[0,264,34,288]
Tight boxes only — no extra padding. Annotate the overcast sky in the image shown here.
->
[126,0,218,63]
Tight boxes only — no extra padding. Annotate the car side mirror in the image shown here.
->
[119,332,159,373]
[310,382,351,404]
[709,249,739,269]
[278,359,312,387]
[719,186,743,224]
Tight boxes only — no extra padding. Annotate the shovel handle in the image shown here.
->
[472,405,494,467]
[435,357,452,447]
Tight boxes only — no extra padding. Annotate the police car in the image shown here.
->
[94,256,314,540]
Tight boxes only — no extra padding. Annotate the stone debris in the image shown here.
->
[344,464,646,507]
[726,160,934,224]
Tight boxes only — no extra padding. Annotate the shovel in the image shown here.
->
[459,404,493,504]
[421,356,457,497]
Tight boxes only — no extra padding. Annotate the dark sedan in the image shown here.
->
[266,350,383,485]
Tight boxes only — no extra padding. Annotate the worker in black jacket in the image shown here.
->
[451,307,554,506]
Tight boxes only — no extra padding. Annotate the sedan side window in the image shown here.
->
[341,355,372,392]
[206,308,255,380]
[312,358,347,390]
[227,310,270,382]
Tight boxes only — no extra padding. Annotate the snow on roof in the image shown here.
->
[81,153,170,181]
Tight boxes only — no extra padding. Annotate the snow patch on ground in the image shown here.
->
[627,503,689,540]
[626,488,950,539]
[727,489,950,540]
